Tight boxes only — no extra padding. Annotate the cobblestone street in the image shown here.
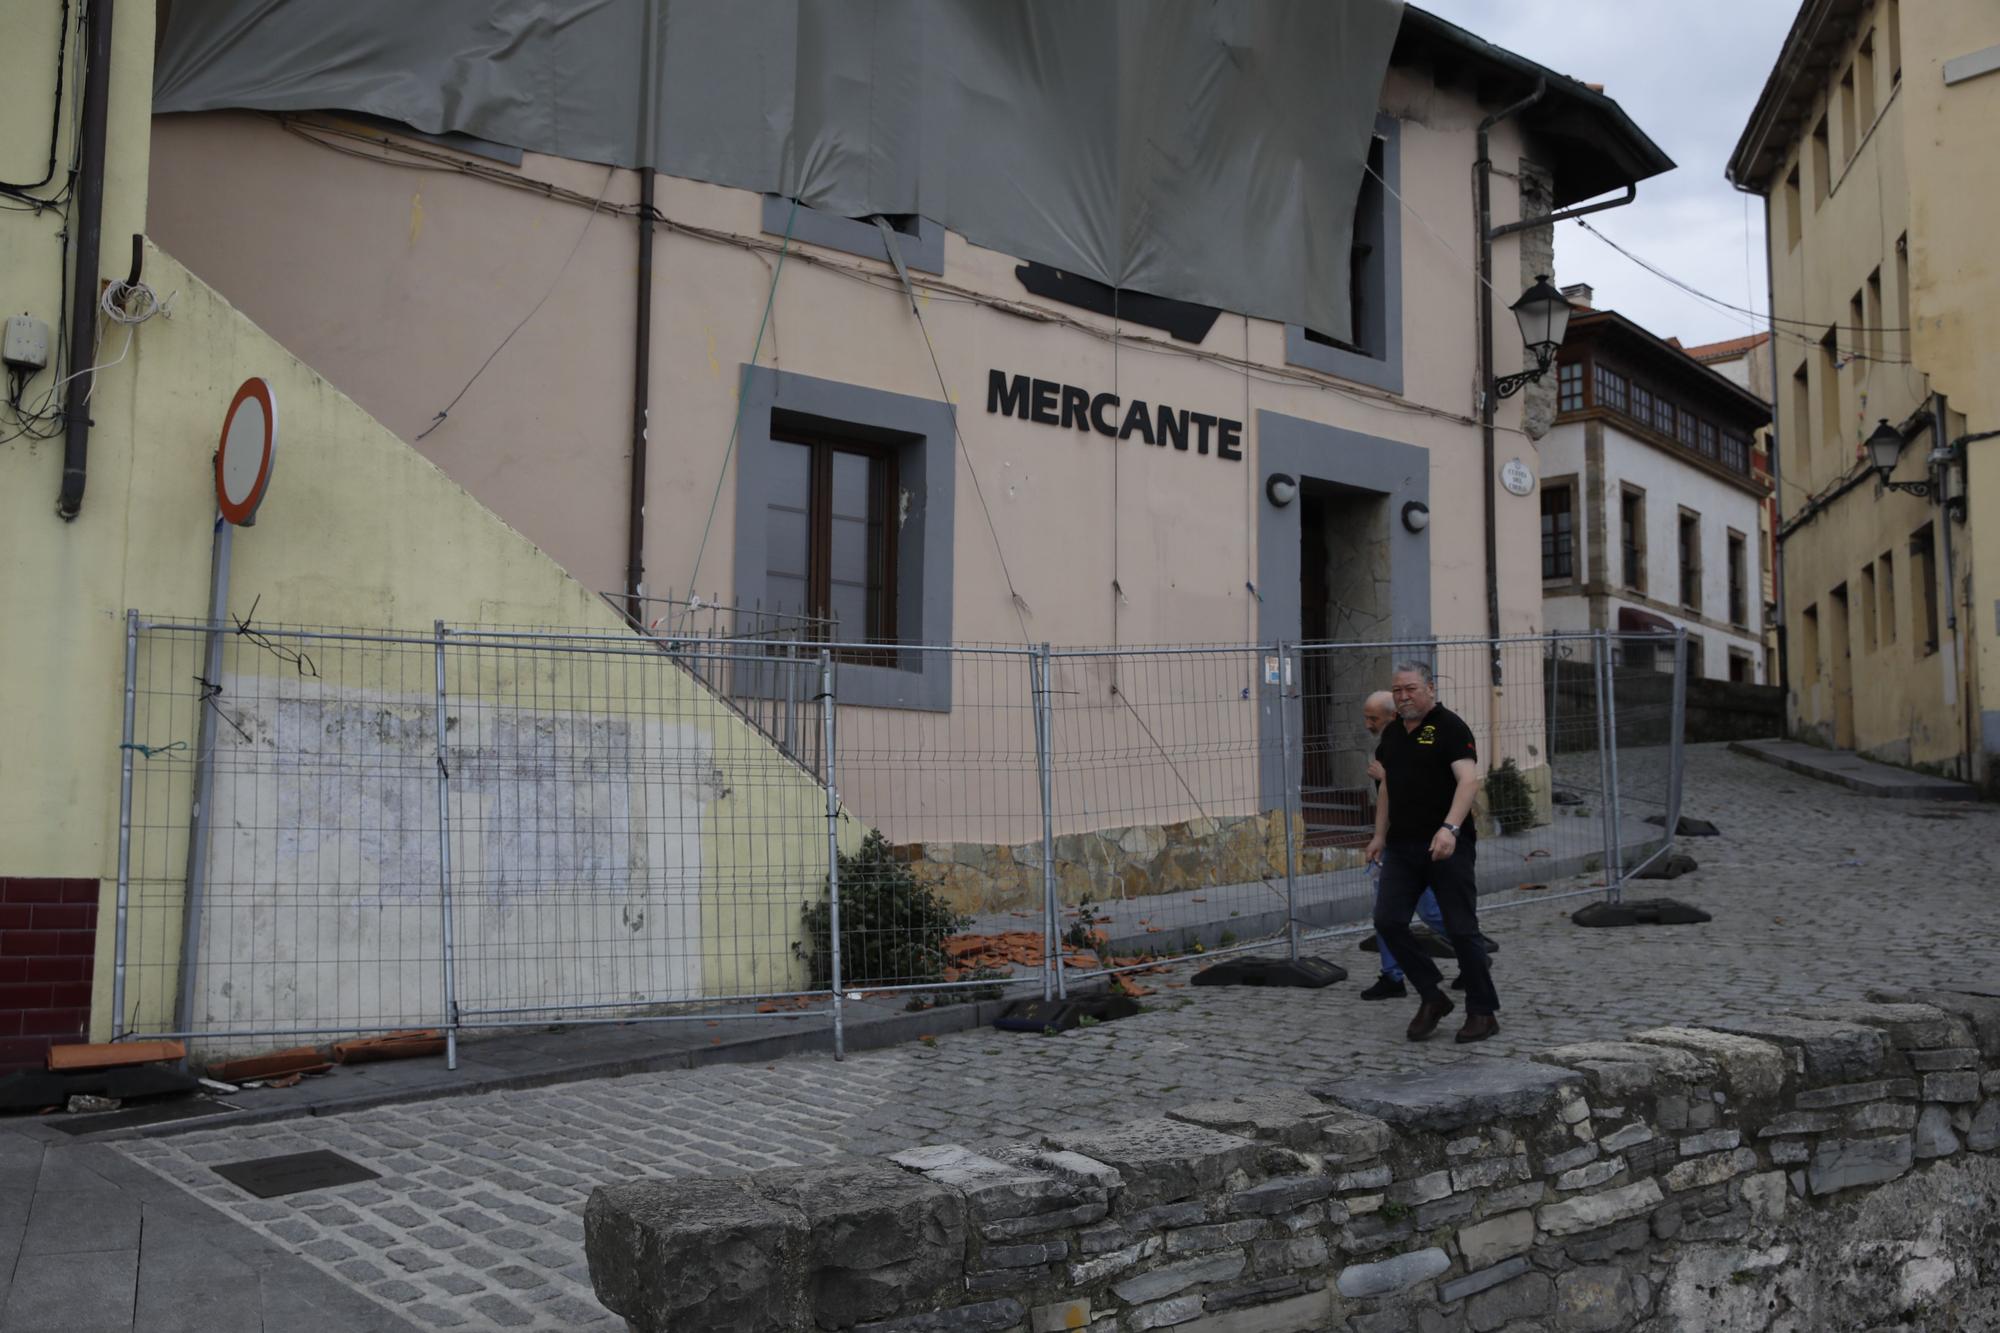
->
[111,745,2000,1330]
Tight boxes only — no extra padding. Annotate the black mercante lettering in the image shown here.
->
[988,370,1031,418]
[1089,392,1121,437]
[1189,412,1217,456]
[1030,378,1060,425]
[985,368,1240,462]
[1059,384,1090,431]
[1118,399,1157,445]
[1216,418,1243,461]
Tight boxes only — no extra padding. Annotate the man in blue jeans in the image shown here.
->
[1365,662,1500,1043]
[1357,690,1446,1001]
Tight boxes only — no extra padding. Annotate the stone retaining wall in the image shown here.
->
[583,985,2000,1332]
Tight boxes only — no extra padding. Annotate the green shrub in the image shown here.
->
[795,829,970,989]
[1484,757,1536,836]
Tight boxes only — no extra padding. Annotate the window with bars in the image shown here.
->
[766,431,899,660]
[1558,361,1583,412]
[1621,486,1646,591]
[1678,510,1702,609]
[1728,531,1748,626]
[1595,364,1627,413]
[1541,483,1575,580]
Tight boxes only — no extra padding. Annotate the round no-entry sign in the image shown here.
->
[215,377,276,525]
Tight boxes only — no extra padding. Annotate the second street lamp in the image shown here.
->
[1867,417,1934,497]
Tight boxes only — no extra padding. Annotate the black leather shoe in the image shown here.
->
[1407,994,1455,1041]
[1450,974,1467,991]
[1456,1013,1500,1043]
[1359,975,1407,1001]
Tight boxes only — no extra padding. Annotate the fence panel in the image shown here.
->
[1043,645,1293,987]
[438,628,834,1031]
[1288,634,1636,952]
[816,645,1051,999]
[119,622,450,1052]
[1605,630,1687,886]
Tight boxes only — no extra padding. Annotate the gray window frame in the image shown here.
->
[1283,114,1403,395]
[733,365,956,711]
[761,195,945,274]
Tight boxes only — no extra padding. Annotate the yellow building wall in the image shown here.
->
[1901,1,2000,784]
[1,10,845,1046]
[1763,0,1968,771]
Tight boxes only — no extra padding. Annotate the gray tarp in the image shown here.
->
[154,0,1404,340]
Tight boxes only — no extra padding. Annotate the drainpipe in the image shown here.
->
[625,166,656,623]
[1475,82,1546,683]
[624,0,661,623]
[1931,391,1971,780]
[1755,189,1788,713]
[55,0,115,521]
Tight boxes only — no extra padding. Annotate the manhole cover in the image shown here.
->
[213,1149,380,1198]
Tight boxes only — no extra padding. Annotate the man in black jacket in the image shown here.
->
[1365,661,1500,1043]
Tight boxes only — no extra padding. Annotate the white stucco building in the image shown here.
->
[1540,306,1774,681]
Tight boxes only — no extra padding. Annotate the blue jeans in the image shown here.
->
[1374,874,1445,982]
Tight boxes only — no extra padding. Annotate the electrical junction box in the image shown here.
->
[4,315,50,372]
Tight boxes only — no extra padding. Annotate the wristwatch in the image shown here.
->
[1440,822,1460,835]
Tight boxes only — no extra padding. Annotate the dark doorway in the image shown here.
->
[1297,483,1391,847]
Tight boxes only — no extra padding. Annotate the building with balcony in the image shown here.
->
[1540,307,1773,681]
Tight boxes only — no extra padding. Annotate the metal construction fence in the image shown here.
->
[114,613,1687,1066]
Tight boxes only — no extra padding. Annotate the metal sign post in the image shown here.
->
[172,380,276,1043]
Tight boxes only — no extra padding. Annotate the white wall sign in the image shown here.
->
[1500,458,1534,497]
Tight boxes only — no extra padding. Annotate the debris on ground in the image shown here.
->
[332,1029,446,1065]
[46,1039,185,1071]
[206,1047,333,1084]
[941,929,1170,985]
[2,1041,200,1117]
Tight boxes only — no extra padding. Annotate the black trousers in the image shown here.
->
[1374,836,1499,1016]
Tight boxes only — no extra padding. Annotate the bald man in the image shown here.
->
[1360,691,1447,1000]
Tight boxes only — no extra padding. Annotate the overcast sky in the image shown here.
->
[1415,0,1799,350]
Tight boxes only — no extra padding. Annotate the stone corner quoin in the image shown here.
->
[583,990,2000,1333]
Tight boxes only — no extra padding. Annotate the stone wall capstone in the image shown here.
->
[584,986,2000,1332]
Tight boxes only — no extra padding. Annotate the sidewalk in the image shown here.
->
[0,1118,418,1332]
[1730,736,1983,800]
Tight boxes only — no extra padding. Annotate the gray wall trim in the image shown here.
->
[733,364,957,711]
[1944,43,2000,86]
[1282,114,1403,395]
[761,195,945,274]
[1256,409,1431,808]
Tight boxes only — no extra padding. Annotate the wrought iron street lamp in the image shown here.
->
[1867,417,1934,496]
[1492,274,1574,400]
